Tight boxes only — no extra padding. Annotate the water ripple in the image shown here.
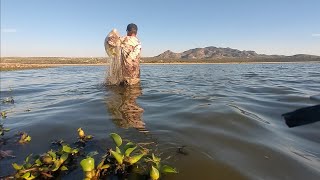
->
[1,64,320,179]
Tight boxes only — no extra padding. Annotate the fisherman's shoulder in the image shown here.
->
[123,36,141,46]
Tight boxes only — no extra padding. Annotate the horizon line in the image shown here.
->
[1,53,320,58]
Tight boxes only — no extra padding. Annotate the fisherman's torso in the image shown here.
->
[121,36,142,85]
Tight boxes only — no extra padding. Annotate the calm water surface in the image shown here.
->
[1,63,320,179]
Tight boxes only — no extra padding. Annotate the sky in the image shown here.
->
[1,0,320,57]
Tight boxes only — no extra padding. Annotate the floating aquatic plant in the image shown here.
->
[62,144,79,155]
[1,111,7,119]
[8,144,79,179]
[79,133,147,179]
[109,133,146,166]
[0,117,10,147]
[145,153,178,180]
[2,130,178,180]
[18,132,32,144]
[2,97,14,104]
[78,128,94,142]
[79,133,177,179]
[150,165,160,180]
[80,155,110,180]
[0,124,10,136]
[0,114,10,138]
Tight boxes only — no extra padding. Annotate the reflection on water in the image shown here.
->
[1,64,320,179]
[105,84,147,133]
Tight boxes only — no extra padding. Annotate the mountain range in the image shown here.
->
[154,46,319,60]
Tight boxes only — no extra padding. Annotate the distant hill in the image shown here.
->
[154,46,320,60]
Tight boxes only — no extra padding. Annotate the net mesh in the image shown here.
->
[104,29,123,85]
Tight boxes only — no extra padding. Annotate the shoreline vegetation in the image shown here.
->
[1,57,320,71]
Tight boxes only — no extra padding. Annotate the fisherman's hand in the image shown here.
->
[107,37,118,46]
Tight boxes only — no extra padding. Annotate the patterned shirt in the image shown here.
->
[120,36,142,85]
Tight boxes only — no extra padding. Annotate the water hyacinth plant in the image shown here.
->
[79,133,177,179]
[109,133,146,166]
[1,111,7,119]
[9,144,79,179]
[1,130,178,179]
[18,132,32,144]
[80,155,110,180]
[0,124,10,136]
[0,112,11,158]
[80,133,147,179]
[146,153,178,180]
[78,128,94,142]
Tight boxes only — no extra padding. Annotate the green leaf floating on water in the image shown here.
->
[152,153,161,163]
[124,145,137,157]
[51,153,68,171]
[110,133,122,147]
[161,165,178,173]
[80,157,95,172]
[41,154,53,165]
[62,145,72,153]
[1,111,7,118]
[110,150,124,164]
[25,136,31,142]
[151,153,161,169]
[85,135,93,139]
[19,133,32,144]
[25,154,33,163]
[97,159,105,169]
[52,161,62,172]
[35,159,42,166]
[150,166,160,180]
[100,164,110,170]
[116,146,122,154]
[128,153,144,165]
[21,172,36,180]
[60,165,68,171]
[62,145,78,154]
[77,128,85,138]
[124,142,135,150]
[24,163,32,169]
[12,163,23,170]
[72,149,79,154]
[47,150,57,160]
[60,153,69,163]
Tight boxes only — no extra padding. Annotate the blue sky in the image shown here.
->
[1,0,320,57]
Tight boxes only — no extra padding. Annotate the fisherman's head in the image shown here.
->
[126,23,138,36]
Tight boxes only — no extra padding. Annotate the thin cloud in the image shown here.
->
[1,28,17,33]
[312,33,320,37]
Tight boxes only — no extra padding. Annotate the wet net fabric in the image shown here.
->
[104,29,123,85]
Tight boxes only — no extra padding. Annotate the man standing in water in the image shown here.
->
[120,23,142,85]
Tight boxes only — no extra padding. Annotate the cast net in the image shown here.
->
[104,29,123,85]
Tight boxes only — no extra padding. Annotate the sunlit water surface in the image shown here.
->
[1,63,320,179]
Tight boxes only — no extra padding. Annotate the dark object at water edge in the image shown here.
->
[177,145,188,156]
[282,104,320,128]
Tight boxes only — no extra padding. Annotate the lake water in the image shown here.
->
[1,63,320,179]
